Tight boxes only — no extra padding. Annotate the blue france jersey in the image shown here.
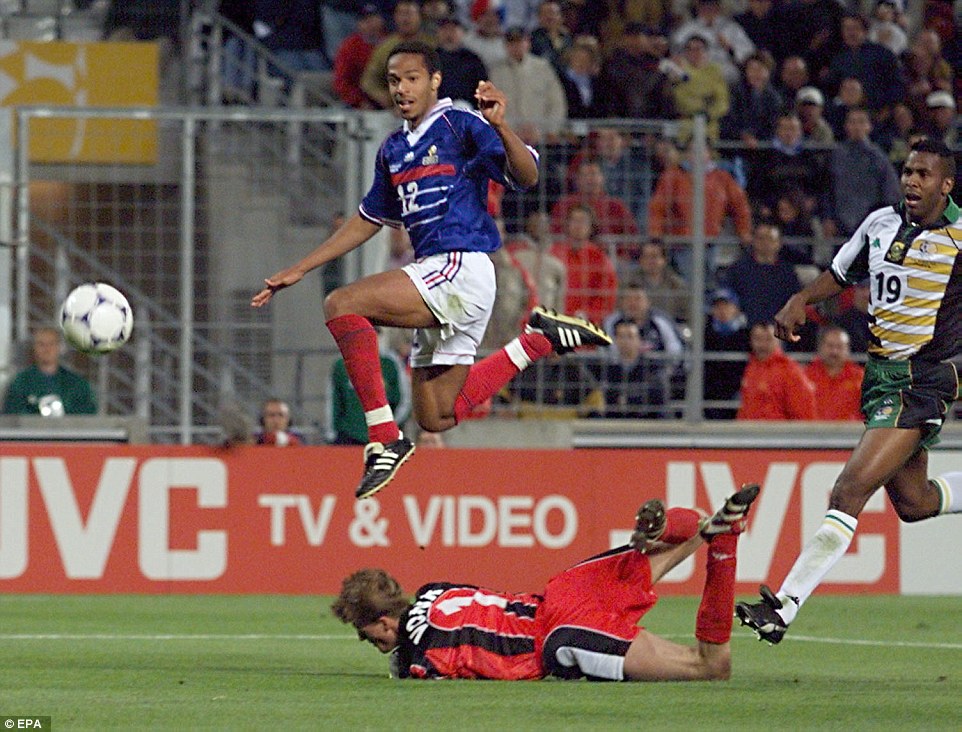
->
[359,98,539,258]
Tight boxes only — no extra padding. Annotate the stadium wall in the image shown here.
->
[0,444,959,596]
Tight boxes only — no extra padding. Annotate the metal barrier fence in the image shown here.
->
[9,106,933,442]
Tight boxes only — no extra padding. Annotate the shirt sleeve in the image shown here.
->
[463,112,539,191]
[359,143,403,227]
[830,210,878,285]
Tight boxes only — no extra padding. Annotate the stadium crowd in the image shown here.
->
[233,0,961,426]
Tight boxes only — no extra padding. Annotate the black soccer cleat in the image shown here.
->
[629,499,667,554]
[700,483,760,539]
[525,306,612,355]
[355,433,415,500]
[735,585,788,645]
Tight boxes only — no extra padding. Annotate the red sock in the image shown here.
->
[453,333,552,421]
[695,533,737,644]
[326,314,398,444]
[661,508,702,544]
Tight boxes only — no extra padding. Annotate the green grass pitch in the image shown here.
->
[1,595,959,730]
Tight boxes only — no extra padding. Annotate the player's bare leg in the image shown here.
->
[881,444,942,521]
[737,428,924,641]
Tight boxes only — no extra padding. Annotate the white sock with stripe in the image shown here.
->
[776,509,858,625]
[364,404,396,440]
[504,337,533,371]
[934,473,962,514]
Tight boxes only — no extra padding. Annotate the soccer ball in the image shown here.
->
[59,282,134,354]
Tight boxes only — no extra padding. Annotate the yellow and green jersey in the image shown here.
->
[830,197,961,362]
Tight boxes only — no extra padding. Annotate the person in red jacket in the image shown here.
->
[804,324,865,420]
[332,5,386,108]
[550,161,639,238]
[737,322,816,420]
[647,142,753,245]
[550,205,618,325]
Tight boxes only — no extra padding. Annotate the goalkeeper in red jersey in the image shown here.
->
[332,484,759,681]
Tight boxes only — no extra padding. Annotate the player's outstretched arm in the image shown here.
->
[251,214,382,307]
[474,80,539,188]
[774,270,844,343]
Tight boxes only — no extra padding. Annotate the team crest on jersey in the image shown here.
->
[884,240,908,264]
[919,240,938,255]
[422,144,439,165]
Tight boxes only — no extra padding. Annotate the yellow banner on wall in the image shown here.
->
[0,40,158,163]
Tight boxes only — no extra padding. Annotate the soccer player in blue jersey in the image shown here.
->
[252,41,610,499]
[736,138,962,644]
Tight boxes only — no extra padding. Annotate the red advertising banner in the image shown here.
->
[0,444,901,595]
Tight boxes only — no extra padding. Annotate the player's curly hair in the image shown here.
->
[331,569,410,636]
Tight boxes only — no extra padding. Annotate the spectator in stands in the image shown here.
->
[736,322,816,420]
[647,141,753,275]
[566,128,653,247]
[332,4,386,108]
[824,107,901,238]
[868,0,907,56]
[255,398,305,446]
[483,244,534,352]
[671,32,730,143]
[920,90,958,147]
[722,222,802,327]
[770,0,842,75]
[435,14,489,106]
[253,0,329,72]
[598,22,675,120]
[632,239,689,323]
[2,327,96,416]
[772,187,821,241]
[421,0,455,35]
[721,51,782,148]
[327,337,411,445]
[825,13,904,112]
[804,325,864,421]
[872,102,915,167]
[506,211,567,313]
[672,0,755,85]
[825,76,867,140]
[829,280,871,354]
[774,55,810,103]
[598,317,668,419]
[601,278,684,403]
[559,41,603,119]
[795,86,835,144]
[529,0,571,75]
[464,0,509,70]
[703,287,749,419]
[902,28,954,120]
[733,0,776,56]
[550,205,619,325]
[550,161,639,238]
[321,1,390,66]
[360,0,432,109]
[490,25,568,142]
[747,112,829,222]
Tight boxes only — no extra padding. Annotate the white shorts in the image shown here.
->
[402,251,496,368]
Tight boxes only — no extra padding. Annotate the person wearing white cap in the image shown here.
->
[922,90,958,147]
[794,85,834,143]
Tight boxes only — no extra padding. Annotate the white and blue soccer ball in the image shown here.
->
[59,282,134,354]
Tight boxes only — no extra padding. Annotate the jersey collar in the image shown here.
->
[896,195,960,228]
[404,98,454,145]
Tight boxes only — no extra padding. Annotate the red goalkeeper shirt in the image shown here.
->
[395,583,544,680]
